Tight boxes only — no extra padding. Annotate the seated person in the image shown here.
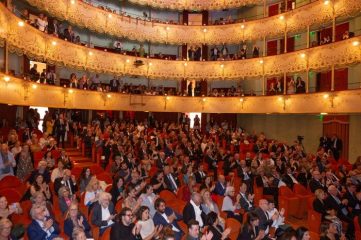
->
[91,192,116,236]
[64,202,92,239]
[0,196,23,219]
[27,205,60,240]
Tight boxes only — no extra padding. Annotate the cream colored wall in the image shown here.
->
[237,114,323,154]
[349,115,361,163]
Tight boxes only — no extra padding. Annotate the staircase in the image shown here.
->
[65,147,95,168]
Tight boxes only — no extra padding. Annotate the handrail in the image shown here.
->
[23,0,361,45]
[1,4,360,80]
[2,73,361,113]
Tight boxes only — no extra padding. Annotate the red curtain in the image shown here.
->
[268,4,279,16]
[280,37,295,53]
[334,68,348,91]
[323,115,349,161]
[317,68,348,92]
[317,71,332,92]
[267,40,278,56]
[336,22,349,41]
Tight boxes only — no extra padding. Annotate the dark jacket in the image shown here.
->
[91,202,116,228]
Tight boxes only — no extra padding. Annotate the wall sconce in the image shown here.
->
[163,94,170,110]
[101,93,111,106]
[323,93,336,108]
[278,96,289,110]
[200,97,206,111]
[239,97,246,109]
[18,21,24,27]
[3,76,10,87]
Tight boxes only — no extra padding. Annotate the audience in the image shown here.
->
[0,111,360,240]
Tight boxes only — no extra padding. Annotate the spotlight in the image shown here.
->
[184,63,187,66]
[202,98,206,102]
[32,84,37,89]
[241,25,245,29]
[203,28,207,33]
[126,59,130,63]
[259,60,264,64]
[68,89,74,94]
[300,53,306,58]
[324,0,330,5]
[107,94,111,98]
[220,64,224,68]
[279,15,284,20]
[149,62,152,66]
[239,98,244,102]
[88,51,93,56]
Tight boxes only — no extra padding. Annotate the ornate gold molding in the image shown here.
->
[0,5,361,80]
[23,0,361,45]
[128,0,263,11]
[2,74,361,113]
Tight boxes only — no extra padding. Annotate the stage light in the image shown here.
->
[51,41,57,46]
[3,76,10,82]
[18,21,24,27]
[107,94,111,98]
[68,89,74,94]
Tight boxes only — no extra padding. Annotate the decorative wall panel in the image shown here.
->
[24,0,361,45]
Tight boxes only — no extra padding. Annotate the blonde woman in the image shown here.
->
[64,202,92,239]
[201,189,225,228]
[84,176,103,207]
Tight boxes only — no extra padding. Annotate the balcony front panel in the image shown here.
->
[1,74,361,114]
[24,0,361,45]
[1,5,361,80]
[127,0,262,11]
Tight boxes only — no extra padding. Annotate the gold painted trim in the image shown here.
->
[128,0,263,11]
[1,74,361,114]
[23,0,361,45]
[0,5,360,80]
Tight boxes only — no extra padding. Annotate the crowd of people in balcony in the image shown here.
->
[0,109,360,239]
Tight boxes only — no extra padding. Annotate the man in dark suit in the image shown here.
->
[213,175,226,196]
[319,135,331,151]
[238,183,255,212]
[194,164,206,184]
[163,165,180,193]
[331,134,342,161]
[156,151,167,169]
[237,160,253,193]
[153,198,183,240]
[282,166,299,190]
[109,77,120,92]
[325,185,354,238]
[344,183,361,215]
[182,192,206,227]
[255,199,277,237]
[47,19,60,37]
[27,205,60,240]
[309,170,326,193]
[54,169,78,196]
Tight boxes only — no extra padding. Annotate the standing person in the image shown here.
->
[54,113,67,149]
[188,82,193,97]
[0,144,16,179]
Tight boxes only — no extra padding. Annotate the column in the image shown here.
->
[331,64,335,91]
[306,25,310,48]
[283,72,287,94]
[4,41,9,74]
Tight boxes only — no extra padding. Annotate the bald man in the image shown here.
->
[254,199,278,236]
[182,192,206,228]
[54,169,78,196]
